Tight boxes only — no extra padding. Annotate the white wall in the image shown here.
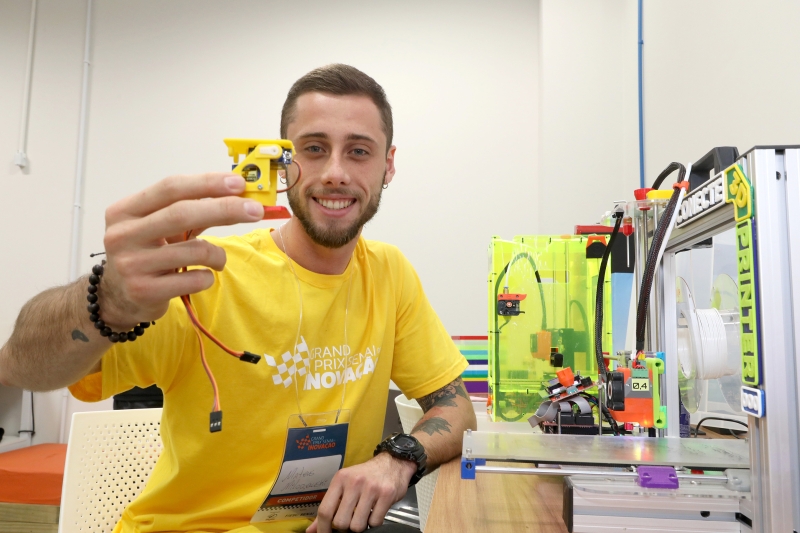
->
[538,0,640,234]
[0,0,103,446]
[643,0,800,175]
[1,0,539,443]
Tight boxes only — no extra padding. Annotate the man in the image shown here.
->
[0,64,476,533]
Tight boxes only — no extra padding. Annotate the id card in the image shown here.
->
[251,410,350,523]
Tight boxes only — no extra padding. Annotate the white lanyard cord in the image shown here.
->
[278,224,353,426]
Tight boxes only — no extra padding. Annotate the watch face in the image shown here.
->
[395,435,416,449]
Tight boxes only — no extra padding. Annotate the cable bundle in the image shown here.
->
[635,163,688,352]
[594,214,623,381]
[178,159,302,429]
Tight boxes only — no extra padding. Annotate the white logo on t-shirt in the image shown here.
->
[264,338,382,390]
[264,337,311,388]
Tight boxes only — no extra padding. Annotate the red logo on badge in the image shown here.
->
[296,435,312,449]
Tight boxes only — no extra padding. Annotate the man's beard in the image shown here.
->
[287,182,383,249]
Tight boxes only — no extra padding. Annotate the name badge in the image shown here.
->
[251,411,350,523]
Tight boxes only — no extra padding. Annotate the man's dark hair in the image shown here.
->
[280,64,393,150]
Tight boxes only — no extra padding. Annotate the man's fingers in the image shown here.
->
[305,519,317,533]
[119,196,263,245]
[107,173,246,222]
[123,269,215,309]
[315,480,343,533]
[121,239,227,274]
[330,483,360,531]
[165,226,209,244]
[349,492,379,532]
[368,488,396,528]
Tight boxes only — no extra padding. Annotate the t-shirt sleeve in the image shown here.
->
[68,297,194,402]
[389,251,468,400]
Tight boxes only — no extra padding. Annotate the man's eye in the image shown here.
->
[306,146,323,153]
[352,148,369,156]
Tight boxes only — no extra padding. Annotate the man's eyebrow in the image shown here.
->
[346,133,377,144]
[297,132,378,145]
[298,132,329,140]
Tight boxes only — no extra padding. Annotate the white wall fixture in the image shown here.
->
[14,0,38,170]
[59,0,95,445]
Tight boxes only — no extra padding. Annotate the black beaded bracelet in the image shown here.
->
[87,261,153,343]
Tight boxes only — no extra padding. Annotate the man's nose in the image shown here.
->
[320,154,350,188]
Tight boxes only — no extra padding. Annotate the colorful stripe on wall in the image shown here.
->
[452,336,488,394]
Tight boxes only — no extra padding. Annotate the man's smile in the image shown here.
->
[312,197,357,212]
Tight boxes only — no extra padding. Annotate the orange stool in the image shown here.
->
[0,444,66,505]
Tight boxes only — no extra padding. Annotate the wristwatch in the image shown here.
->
[374,433,427,486]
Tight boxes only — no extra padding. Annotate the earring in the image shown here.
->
[382,182,389,190]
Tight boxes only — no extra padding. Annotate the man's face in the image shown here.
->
[285,92,396,248]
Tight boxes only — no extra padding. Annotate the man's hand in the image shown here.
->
[99,173,264,328]
[306,452,416,533]
[0,172,266,391]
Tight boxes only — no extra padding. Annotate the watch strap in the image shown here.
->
[374,433,427,486]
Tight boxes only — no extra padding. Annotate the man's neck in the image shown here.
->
[272,218,358,275]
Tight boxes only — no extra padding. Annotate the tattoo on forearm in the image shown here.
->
[71,329,89,342]
[413,417,452,436]
[416,377,470,412]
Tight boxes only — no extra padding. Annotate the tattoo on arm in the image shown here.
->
[413,417,452,436]
[416,377,470,412]
[71,329,89,342]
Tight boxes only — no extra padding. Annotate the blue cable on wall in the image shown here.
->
[638,0,645,188]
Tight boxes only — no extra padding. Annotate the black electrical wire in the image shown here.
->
[692,416,748,438]
[650,161,684,190]
[494,254,547,330]
[635,163,686,351]
[18,391,35,437]
[493,254,547,365]
[492,253,547,423]
[594,214,623,381]
[569,300,589,336]
[581,393,620,436]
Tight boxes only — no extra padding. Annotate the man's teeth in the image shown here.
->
[316,198,354,210]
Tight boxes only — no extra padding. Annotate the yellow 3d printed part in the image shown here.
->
[487,235,613,422]
[224,138,295,219]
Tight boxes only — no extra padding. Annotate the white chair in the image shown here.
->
[394,395,439,532]
[58,409,163,533]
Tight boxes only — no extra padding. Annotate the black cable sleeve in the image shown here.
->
[634,189,681,350]
[594,215,622,381]
[651,161,683,190]
[635,163,687,351]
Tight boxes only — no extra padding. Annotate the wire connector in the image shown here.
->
[240,351,261,364]
[210,411,223,432]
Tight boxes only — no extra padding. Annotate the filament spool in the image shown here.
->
[676,276,740,413]
[694,308,729,380]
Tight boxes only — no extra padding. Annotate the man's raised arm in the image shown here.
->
[0,173,264,391]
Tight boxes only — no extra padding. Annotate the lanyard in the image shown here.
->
[278,224,354,426]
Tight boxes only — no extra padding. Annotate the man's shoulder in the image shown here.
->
[360,238,409,267]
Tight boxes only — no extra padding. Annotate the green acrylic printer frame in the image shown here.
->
[488,235,613,422]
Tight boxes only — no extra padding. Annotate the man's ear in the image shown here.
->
[383,145,397,186]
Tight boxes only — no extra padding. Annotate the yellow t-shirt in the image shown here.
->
[70,229,467,533]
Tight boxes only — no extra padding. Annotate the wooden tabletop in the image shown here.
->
[425,459,568,533]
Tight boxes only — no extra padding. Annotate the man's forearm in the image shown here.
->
[0,278,108,391]
[411,377,477,472]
